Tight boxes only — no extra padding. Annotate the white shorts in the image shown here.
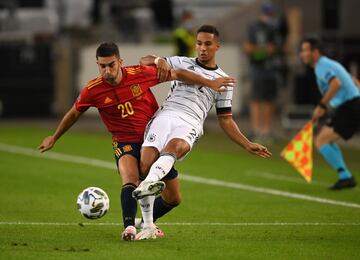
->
[142,112,203,160]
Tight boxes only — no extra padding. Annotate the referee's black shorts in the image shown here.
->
[327,97,360,140]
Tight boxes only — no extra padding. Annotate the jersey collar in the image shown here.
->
[195,58,218,70]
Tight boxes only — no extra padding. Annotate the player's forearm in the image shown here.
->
[139,55,157,65]
[52,105,82,141]
[174,69,213,87]
[218,116,251,149]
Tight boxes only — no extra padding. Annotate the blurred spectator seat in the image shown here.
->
[0,0,59,34]
[0,42,54,117]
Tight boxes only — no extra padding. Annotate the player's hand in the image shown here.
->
[38,136,56,153]
[245,142,272,158]
[156,58,171,82]
[312,105,326,123]
[209,77,236,92]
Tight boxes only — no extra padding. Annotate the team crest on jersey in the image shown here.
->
[130,84,142,97]
[147,133,156,142]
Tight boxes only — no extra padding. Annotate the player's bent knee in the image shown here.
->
[165,138,191,159]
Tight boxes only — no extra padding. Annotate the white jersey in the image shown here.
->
[161,56,234,127]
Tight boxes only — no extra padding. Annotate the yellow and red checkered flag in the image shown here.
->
[281,121,313,183]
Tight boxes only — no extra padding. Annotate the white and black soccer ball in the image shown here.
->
[77,187,110,219]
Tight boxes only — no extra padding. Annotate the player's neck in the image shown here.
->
[196,58,217,70]
[311,54,321,68]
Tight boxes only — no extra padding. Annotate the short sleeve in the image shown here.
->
[75,87,92,112]
[165,56,187,70]
[318,65,336,84]
[215,87,234,116]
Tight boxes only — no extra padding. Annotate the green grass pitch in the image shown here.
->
[0,123,359,259]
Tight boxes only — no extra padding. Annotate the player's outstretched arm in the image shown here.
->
[218,115,272,158]
[140,55,235,91]
[171,69,235,92]
[38,105,83,153]
[140,55,170,82]
[139,55,157,65]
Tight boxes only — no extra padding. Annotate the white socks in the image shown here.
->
[145,154,176,182]
[139,154,176,229]
[139,195,155,228]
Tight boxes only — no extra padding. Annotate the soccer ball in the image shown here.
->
[77,187,110,219]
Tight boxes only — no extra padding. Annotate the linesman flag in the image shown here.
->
[281,121,313,183]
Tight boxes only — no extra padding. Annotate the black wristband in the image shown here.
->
[318,102,327,110]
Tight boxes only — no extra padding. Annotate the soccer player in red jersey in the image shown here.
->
[38,42,235,241]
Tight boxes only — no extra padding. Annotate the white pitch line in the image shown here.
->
[1,143,360,209]
[245,170,330,186]
[0,222,360,226]
[179,175,360,209]
[0,143,115,170]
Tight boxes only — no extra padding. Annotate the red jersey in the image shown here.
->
[75,65,161,142]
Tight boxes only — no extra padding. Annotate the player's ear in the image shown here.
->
[118,58,123,66]
[216,41,220,51]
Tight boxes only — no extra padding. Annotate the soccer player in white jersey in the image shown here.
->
[133,25,272,240]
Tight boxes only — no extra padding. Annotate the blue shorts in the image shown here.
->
[112,142,178,181]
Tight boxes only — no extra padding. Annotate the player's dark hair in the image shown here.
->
[197,25,220,39]
[301,37,324,53]
[96,42,120,59]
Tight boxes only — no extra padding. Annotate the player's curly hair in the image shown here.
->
[96,42,120,58]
